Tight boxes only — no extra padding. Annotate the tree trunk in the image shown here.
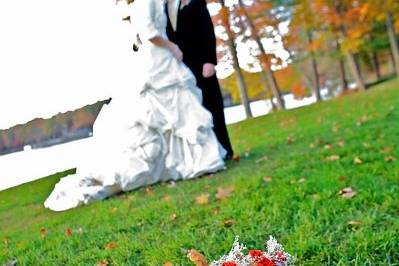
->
[346,51,366,91]
[335,39,348,91]
[370,51,381,81]
[238,0,285,110]
[220,2,252,118]
[307,31,321,102]
[386,12,399,76]
[260,71,277,111]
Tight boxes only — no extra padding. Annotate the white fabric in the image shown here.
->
[44,0,226,212]
[167,0,180,31]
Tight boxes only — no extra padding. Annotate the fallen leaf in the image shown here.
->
[263,176,272,183]
[3,236,8,247]
[170,213,177,221]
[212,207,220,215]
[287,135,295,144]
[232,155,240,162]
[40,227,48,238]
[145,187,154,195]
[96,260,110,266]
[164,262,173,266]
[195,194,209,205]
[385,156,396,162]
[338,176,347,181]
[332,124,339,133]
[338,187,357,199]
[64,228,73,237]
[312,194,321,200]
[187,249,208,266]
[354,157,363,165]
[381,146,393,154]
[326,155,340,161]
[347,220,362,227]
[256,156,269,164]
[222,219,235,227]
[356,115,368,126]
[337,140,345,147]
[76,228,83,235]
[110,207,118,213]
[104,241,118,250]
[362,142,371,148]
[215,186,234,200]
[297,178,306,183]
[324,144,333,150]
[163,194,172,202]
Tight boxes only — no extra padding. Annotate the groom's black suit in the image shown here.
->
[165,0,234,158]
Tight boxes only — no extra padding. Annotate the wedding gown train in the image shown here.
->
[44,0,226,211]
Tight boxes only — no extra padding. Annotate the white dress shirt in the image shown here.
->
[167,0,180,31]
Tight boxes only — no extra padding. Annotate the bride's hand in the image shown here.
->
[169,43,183,62]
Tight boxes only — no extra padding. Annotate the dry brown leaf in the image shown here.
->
[96,260,110,266]
[163,194,172,202]
[164,262,173,266]
[354,157,363,165]
[64,228,73,237]
[287,135,295,144]
[356,115,368,126]
[381,146,393,154]
[104,241,118,250]
[326,155,340,161]
[232,154,240,162]
[339,176,347,181]
[337,140,345,147]
[222,219,235,227]
[385,156,396,162]
[339,187,357,199]
[256,156,269,164]
[195,194,209,205]
[187,249,208,266]
[263,176,272,183]
[145,186,154,195]
[40,227,48,238]
[212,207,220,215]
[215,186,234,200]
[3,236,8,247]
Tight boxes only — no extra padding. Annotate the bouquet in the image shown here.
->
[210,236,294,266]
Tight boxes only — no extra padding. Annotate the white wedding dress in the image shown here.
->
[44,0,226,211]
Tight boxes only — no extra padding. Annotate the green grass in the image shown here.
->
[1,79,399,265]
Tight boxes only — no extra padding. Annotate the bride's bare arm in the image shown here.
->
[149,36,183,61]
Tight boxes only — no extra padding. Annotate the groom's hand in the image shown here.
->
[202,63,216,78]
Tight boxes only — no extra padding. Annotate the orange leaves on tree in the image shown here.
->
[291,83,306,100]
[219,6,230,28]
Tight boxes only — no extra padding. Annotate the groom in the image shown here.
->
[165,0,234,159]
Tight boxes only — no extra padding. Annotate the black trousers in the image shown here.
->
[194,72,234,156]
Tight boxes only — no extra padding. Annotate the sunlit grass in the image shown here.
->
[1,79,398,265]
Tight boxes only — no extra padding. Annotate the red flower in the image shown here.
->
[276,251,287,261]
[257,257,275,266]
[222,262,237,266]
[249,249,264,258]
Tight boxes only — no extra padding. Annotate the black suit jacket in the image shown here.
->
[166,0,217,78]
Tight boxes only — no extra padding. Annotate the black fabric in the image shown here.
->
[165,0,234,157]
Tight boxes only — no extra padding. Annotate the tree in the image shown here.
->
[215,0,253,118]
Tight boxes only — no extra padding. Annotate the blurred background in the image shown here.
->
[0,0,398,186]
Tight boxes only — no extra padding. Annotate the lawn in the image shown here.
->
[1,79,398,265]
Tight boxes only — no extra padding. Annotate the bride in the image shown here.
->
[44,0,226,211]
